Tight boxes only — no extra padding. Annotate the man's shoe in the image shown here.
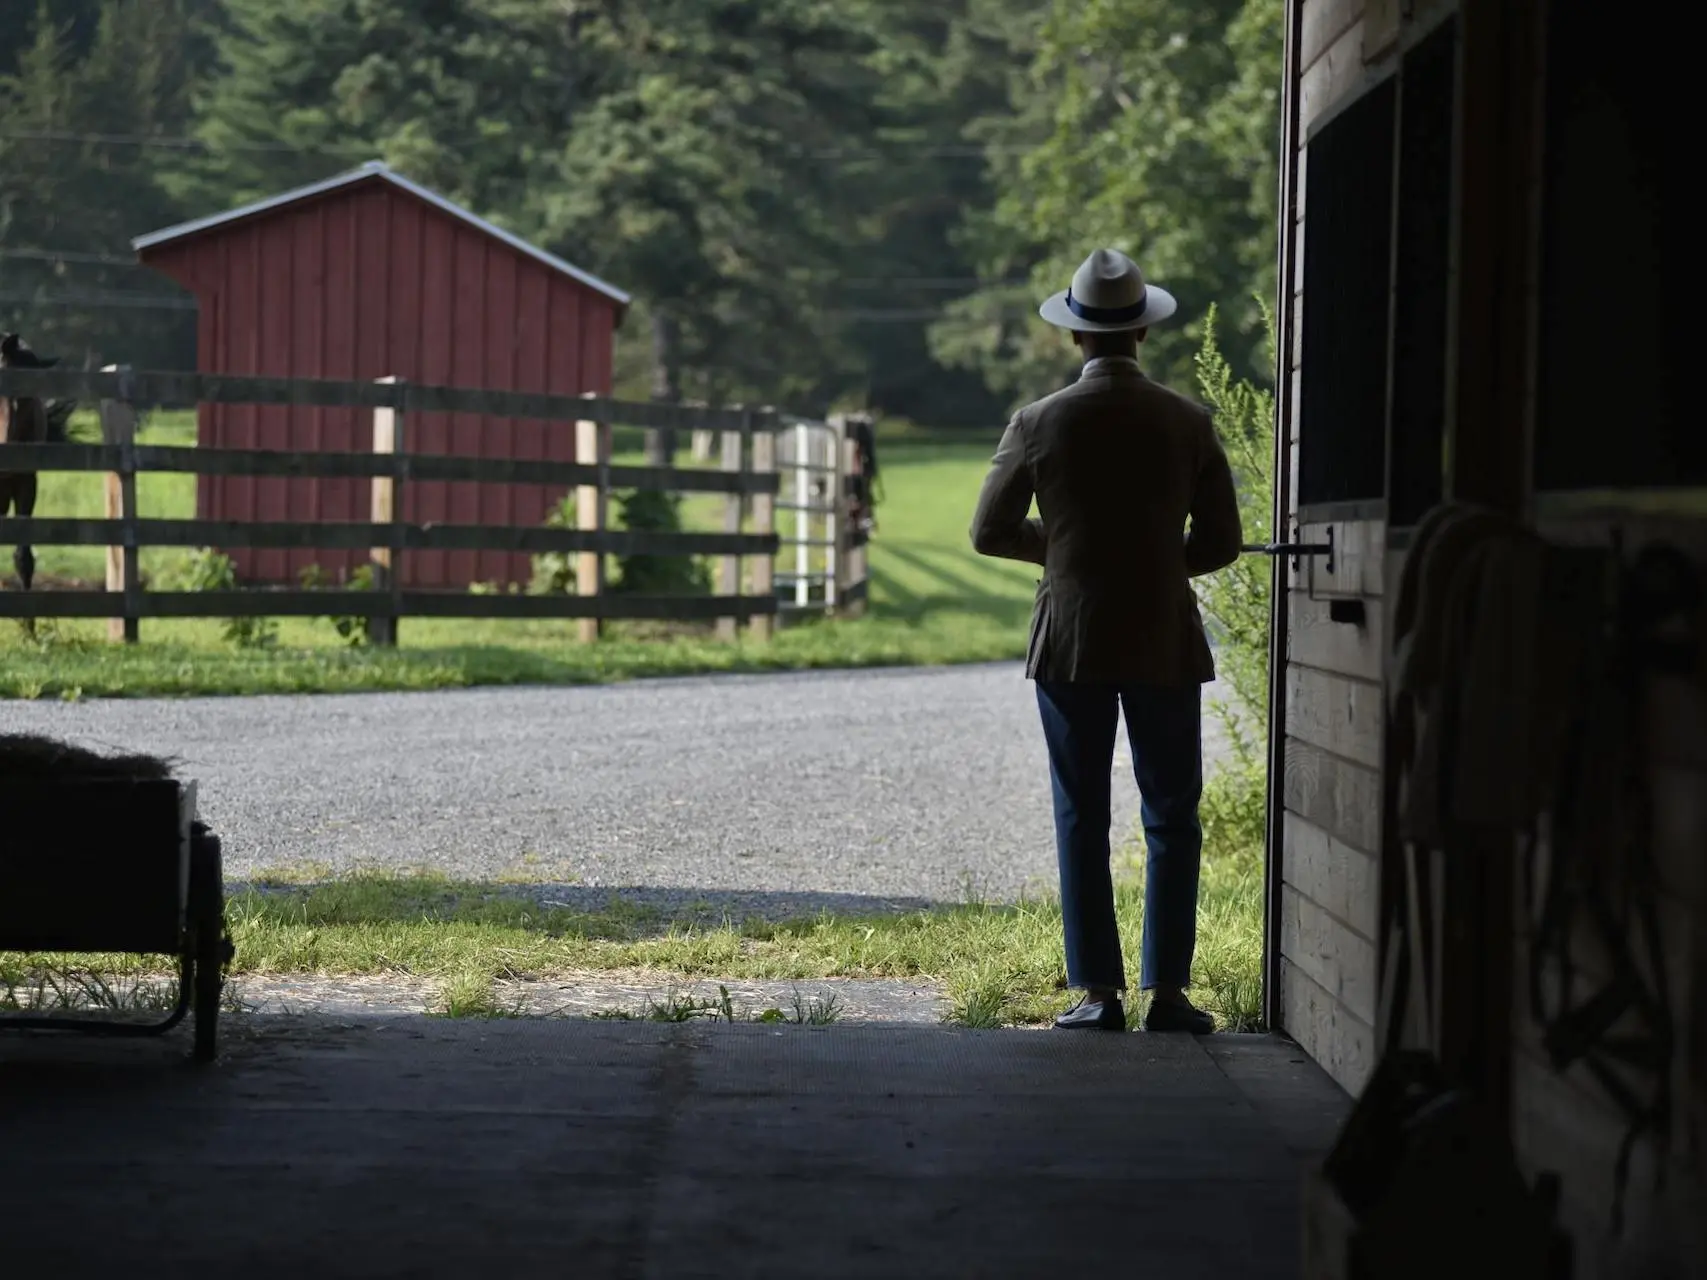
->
[1053,996,1126,1031]
[1143,997,1215,1035]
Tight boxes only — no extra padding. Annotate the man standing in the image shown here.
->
[970,249,1243,1033]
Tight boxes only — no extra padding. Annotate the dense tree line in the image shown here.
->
[0,0,1278,423]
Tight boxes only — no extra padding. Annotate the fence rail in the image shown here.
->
[0,368,871,644]
[0,590,773,622]
[0,517,776,556]
[0,367,772,432]
[0,442,778,494]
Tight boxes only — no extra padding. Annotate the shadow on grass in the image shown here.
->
[5,861,1265,1032]
[229,876,943,939]
[869,545,1033,628]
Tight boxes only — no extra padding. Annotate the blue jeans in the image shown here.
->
[1035,681,1204,993]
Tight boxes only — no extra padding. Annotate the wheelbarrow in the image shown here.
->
[0,779,234,1062]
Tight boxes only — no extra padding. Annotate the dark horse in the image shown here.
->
[1,331,74,591]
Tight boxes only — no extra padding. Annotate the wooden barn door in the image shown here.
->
[1265,1,1463,1096]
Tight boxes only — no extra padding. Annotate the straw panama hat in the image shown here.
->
[1038,248,1177,333]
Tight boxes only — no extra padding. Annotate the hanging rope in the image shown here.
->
[1525,538,1690,1235]
[1389,505,1686,1236]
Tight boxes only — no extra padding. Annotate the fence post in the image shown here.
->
[99,365,140,643]
[367,376,405,646]
[749,422,776,642]
[841,414,870,618]
[793,422,811,609]
[575,402,610,643]
[824,416,843,613]
[715,417,745,642]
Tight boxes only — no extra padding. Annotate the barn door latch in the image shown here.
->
[1240,524,1334,574]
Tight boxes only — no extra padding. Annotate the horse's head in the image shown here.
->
[0,332,57,369]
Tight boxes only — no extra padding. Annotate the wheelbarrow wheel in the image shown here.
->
[188,824,228,1062]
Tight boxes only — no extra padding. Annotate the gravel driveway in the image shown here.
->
[2,664,1231,914]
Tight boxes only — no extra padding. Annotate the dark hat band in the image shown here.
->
[1066,287,1148,325]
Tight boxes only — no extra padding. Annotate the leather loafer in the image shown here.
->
[1053,997,1126,1031]
[1143,997,1215,1035]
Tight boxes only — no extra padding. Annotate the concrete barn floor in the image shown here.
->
[0,1017,1347,1280]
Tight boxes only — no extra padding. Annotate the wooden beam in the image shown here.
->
[574,416,610,643]
[0,442,781,495]
[1280,956,1376,1094]
[1427,0,1546,1122]
[1300,20,1370,135]
[0,517,779,556]
[748,430,777,642]
[716,428,744,642]
[1282,738,1382,854]
[1284,666,1383,770]
[98,376,140,644]
[1287,588,1385,682]
[1283,810,1381,942]
[838,419,870,618]
[368,381,404,646]
[0,590,780,621]
[1281,881,1379,1025]
[1301,0,1365,72]
[1445,0,1539,514]
[1265,0,1309,1039]
[0,368,778,434]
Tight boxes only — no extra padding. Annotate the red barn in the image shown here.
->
[133,160,630,588]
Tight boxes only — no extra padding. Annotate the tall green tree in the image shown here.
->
[932,0,1283,406]
[169,0,577,222]
[526,0,890,456]
[811,0,1030,428]
[0,1,210,366]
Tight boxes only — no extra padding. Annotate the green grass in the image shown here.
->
[578,986,842,1026]
[0,841,1265,1031]
[3,423,1036,698]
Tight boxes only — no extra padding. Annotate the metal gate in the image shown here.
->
[771,414,871,618]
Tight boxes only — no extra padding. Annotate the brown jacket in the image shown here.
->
[969,359,1243,685]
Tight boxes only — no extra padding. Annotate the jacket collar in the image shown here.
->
[1078,355,1144,382]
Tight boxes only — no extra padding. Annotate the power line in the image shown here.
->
[1,251,1031,291]
[840,277,1028,290]
[3,292,1027,323]
[0,128,368,155]
[0,128,1036,160]
[0,246,141,266]
[0,289,195,311]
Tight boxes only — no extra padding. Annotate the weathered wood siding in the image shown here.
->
[1279,0,1387,1096]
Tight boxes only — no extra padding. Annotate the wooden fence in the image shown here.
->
[0,367,871,645]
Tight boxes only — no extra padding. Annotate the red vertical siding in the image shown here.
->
[226,231,259,579]
[413,204,454,586]
[256,212,295,582]
[346,185,392,584]
[513,254,551,588]
[139,174,619,589]
[292,204,326,573]
[445,228,483,586]
[311,190,355,582]
[484,245,518,585]
[387,196,426,583]
[546,274,586,478]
